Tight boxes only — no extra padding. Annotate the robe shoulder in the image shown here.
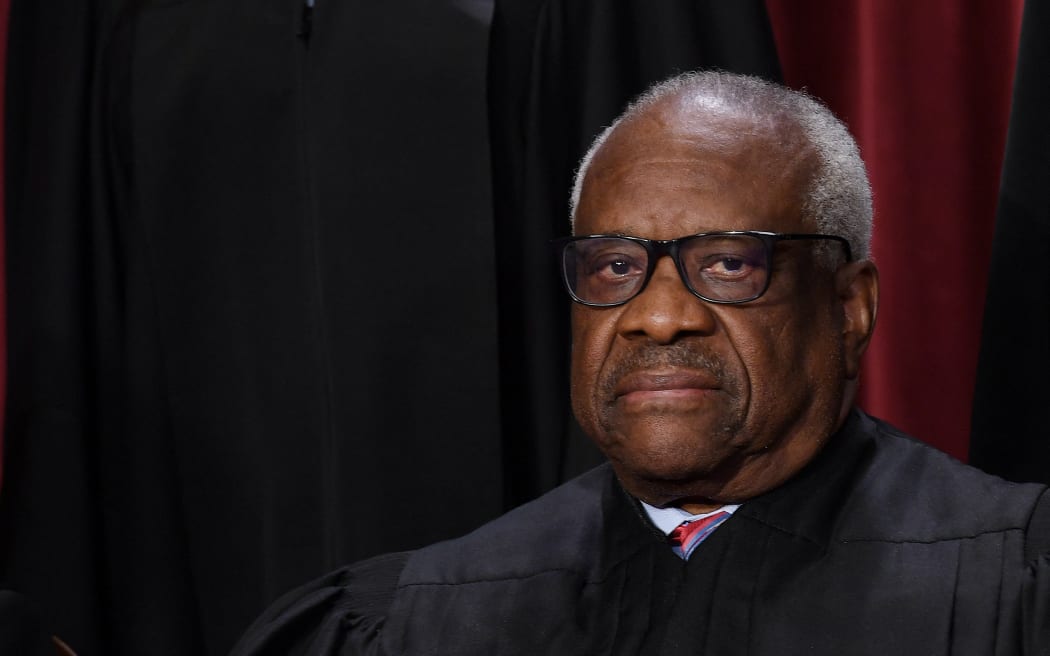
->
[229,464,620,655]
[399,462,617,586]
[834,413,1050,543]
[760,409,1050,541]
[229,551,410,656]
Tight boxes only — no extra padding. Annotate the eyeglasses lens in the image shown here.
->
[564,237,649,306]
[679,235,769,302]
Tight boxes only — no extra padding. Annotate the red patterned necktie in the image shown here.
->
[668,511,731,560]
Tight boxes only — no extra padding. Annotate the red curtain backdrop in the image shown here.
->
[765,0,1024,460]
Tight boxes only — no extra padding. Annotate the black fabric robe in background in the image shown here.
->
[0,591,54,656]
[0,1,783,654]
[969,0,1050,484]
[4,0,503,652]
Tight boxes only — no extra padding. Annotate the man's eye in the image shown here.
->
[702,255,756,278]
[718,258,745,272]
[588,254,643,279]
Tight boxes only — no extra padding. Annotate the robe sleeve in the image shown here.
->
[1024,554,1050,656]
[1025,491,1050,655]
[229,552,411,656]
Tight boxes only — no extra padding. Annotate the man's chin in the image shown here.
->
[610,449,729,490]
[598,430,746,498]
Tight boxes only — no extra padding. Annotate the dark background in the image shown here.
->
[0,0,1046,653]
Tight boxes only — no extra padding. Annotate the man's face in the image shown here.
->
[571,109,858,509]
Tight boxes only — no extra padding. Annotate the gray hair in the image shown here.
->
[570,71,873,261]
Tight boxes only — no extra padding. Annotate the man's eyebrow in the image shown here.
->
[579,229,634,237]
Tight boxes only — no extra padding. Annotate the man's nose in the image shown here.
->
[615,257,717,343]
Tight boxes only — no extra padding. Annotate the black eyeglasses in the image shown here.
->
[553,231,852,307]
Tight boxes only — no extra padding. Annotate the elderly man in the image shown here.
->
[233,72,1049,655]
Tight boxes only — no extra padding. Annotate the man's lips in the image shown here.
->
[613,370,720,400]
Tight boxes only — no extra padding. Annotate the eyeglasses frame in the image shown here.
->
[552,230,853,307]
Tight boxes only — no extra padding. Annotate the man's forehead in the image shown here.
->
[598,101,800,169]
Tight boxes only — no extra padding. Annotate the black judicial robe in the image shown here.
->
[232,411,1050,655]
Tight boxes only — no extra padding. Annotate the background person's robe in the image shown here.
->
[231,411,1050,655]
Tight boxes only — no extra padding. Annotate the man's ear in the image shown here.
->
[836,260,879,380]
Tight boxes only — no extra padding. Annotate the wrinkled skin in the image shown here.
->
[571,101,878,512]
